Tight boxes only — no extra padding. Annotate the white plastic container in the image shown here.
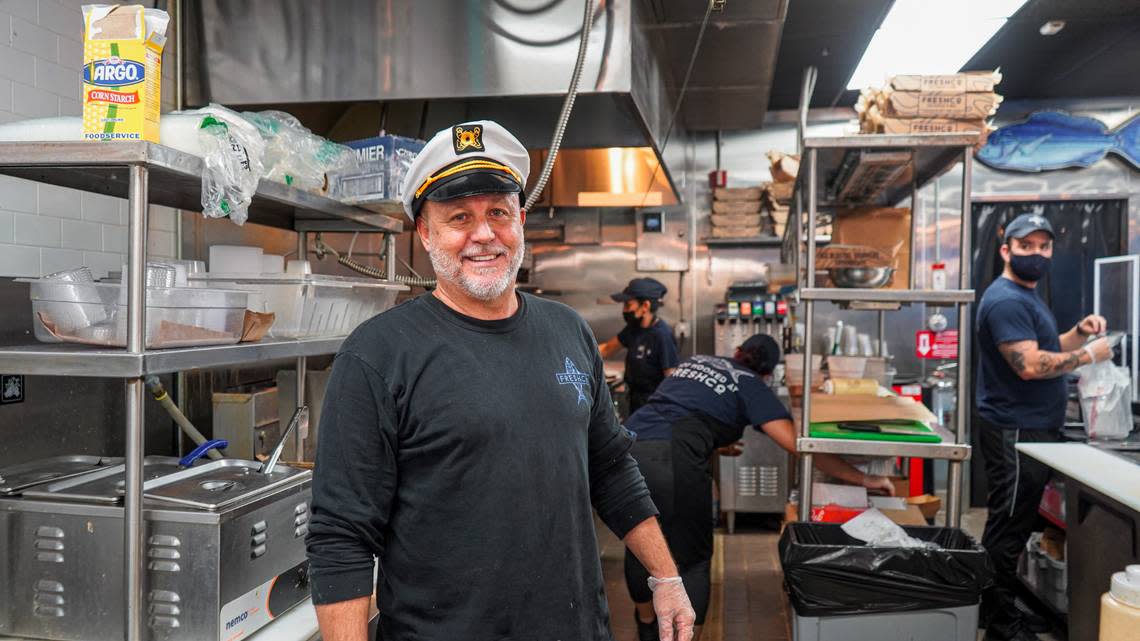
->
[208,245,263,274]
[26,280,248,349]
[828,355,868,379]
[786,354,824,388]
[190,273,406,338]
[1100,565,1140,641]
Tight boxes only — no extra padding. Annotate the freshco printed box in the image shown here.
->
[81,5,169,142]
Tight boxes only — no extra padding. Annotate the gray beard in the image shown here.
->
[427,231,525,302]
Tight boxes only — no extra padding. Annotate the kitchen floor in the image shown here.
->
[597,508,1063,641]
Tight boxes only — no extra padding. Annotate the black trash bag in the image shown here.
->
[779,522,994,617]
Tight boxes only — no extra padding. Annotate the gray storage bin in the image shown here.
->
[1019,531,1069,613]
[792,603,979,641]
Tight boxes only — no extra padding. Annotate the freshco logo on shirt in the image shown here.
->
[556,357,590,405]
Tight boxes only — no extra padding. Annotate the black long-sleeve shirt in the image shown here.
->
[306,292,657,641]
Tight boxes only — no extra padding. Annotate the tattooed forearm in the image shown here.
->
[1006,348,1027,373]
[999,340,1087,380]
[1036,350,1083,378]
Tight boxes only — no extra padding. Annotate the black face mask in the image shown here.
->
[622,311,641,327]
[1009,253,1051,282]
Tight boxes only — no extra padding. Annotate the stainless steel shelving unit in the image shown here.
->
[0,336,349,377]
[0,142,403,641]
[703,235,785,247]
[790,132,976,527]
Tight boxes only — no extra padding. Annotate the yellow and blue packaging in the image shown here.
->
[81,4,169,142]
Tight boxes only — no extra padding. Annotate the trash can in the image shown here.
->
[779,522,993,641]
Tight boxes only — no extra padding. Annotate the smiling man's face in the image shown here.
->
[417,192,526,303]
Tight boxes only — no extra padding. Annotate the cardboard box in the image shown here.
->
[883,505,928,526]
[880,117,988,135]
[785,502,928,526]
[711,225,762,239]
[886,91,1002,119]
[890,71,1001,94]
[815,244,893,269]
[832,207,911,289]
[711,213,762,227]
[82,5,168,142]
[809,394,939,426]
[334,135,426,202]
[767,151,799,183]
[890,476,910,499]
[714,186,762,202]
[712,200,762,214]
[764,181,794,205]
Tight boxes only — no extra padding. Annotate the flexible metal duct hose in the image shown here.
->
[144,376,223,460]
[338,254,438,289]
[313,235,437,288]
[524,0,595,210]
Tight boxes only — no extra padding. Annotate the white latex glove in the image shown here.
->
[648,576,695,641]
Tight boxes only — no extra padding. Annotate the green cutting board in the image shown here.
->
[809,420,942,443]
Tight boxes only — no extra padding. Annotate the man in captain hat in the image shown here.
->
[306,120,696,641]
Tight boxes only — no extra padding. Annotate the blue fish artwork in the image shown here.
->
[976,111,1140,172]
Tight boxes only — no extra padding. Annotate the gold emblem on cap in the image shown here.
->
[453,125,484,153]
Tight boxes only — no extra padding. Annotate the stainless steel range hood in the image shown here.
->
[184,0,685,204]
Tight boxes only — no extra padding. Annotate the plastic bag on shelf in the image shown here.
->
[190,104,265,224]
[1078,335,1132,440]
[241,110,359,192]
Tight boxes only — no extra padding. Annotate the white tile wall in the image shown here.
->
[0,208,13,242]
[13,211,59,246]
[40,246,80,273]
[0,1,40,23]
[0,0,179,278]
[101,223,126,253]
[59,217,98,250]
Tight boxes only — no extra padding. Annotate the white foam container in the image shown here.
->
[190,273,407,338]
[26,280,249,349]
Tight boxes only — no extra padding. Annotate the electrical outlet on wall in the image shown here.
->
[1,375,24,404]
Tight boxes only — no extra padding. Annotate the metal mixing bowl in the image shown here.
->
[828,266,895,288]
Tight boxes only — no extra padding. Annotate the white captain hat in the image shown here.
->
[400,120,530,221]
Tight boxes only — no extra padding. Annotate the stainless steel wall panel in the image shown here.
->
[192,0,629,104]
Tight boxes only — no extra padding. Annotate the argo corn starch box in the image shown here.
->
[81,5,168,142]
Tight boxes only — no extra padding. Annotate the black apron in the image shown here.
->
[624,325,668,413]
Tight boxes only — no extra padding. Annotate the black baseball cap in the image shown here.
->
[739,334,781,375]
[743,330,779,362]
[611,278,667,303]
[1003,213,1054,241]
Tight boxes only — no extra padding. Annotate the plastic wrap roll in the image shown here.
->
[822,377,879,395]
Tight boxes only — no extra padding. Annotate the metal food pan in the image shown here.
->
[19,456,185,504]
[143,458,310,511]
[0,455,122,495]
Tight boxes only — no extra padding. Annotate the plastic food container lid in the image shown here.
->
[1111,565,1140,608]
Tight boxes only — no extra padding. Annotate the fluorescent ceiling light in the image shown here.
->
[846,0,1028,90]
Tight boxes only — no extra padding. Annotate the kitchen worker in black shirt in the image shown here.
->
[599,278,681,414]
[975,212,1112,641]
[305,120,695,641]
[622,334,895,641]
